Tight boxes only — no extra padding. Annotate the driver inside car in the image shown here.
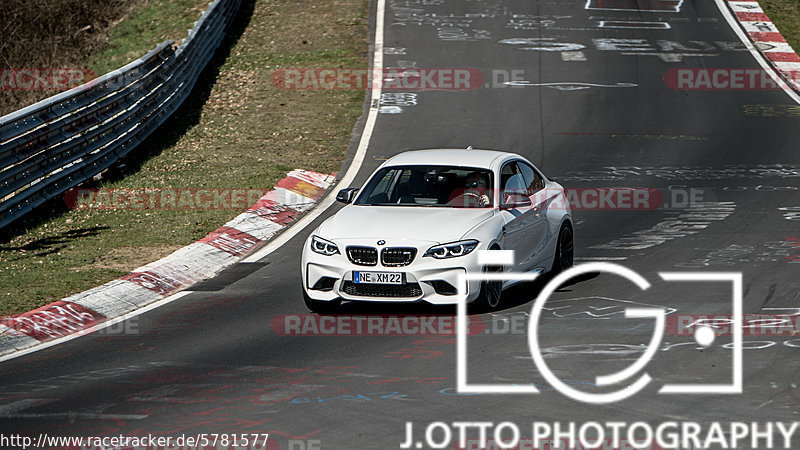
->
[451,172,491,207]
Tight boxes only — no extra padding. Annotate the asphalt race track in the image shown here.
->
[2,1,800,449]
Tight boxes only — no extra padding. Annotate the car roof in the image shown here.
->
[382,148,517,169]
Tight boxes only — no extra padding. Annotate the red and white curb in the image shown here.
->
[728,0,800,90]
[0,169,335,356]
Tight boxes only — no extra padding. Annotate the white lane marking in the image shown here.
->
[575,256,629,261]
[241,0,386,263]
[585,0,684,13]
[504,81,637,90]
[620,52,719,62]
[378,106,403,114]
[598,21,670,30]
[763,308,800,313]
[714,0,800,104]
[561,51,587,61]
[0,292,191,364]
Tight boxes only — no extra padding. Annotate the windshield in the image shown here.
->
[354,165,494,208]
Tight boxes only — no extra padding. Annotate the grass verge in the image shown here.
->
[0,0,367,315]
[88,0,212,75]
[761,0,800,52]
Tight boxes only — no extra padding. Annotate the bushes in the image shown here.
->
[0,0,133,115]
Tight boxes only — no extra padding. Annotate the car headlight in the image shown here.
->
[423,240,479,259]
[310,235,340,256]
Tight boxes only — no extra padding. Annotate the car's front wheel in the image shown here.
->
[303,289,341,314]
[472,262,503,312]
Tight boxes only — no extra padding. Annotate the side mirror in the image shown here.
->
[336,188,359,204]
[500,192,532,210]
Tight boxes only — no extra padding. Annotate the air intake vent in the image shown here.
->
[341,281,422,298]
[311,277,337,291]
[425,280,457,296]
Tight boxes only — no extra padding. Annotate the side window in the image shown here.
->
[518,162,545,195]
[500,162,517,191]
[500,162,526,197]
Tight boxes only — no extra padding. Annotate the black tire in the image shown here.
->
[471,262,503,312]
[553,223,574,274]
[303,290,341,314]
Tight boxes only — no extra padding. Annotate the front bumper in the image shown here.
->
[302,239,485,305]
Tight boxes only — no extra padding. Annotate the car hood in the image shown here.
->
[318,206,495,243]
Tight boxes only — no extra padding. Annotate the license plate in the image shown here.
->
[353,271,402,285]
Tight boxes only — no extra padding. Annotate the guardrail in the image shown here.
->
[0,0,242,231]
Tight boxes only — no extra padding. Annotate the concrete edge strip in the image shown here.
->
[0,169,335,358]
[727,0,800,91]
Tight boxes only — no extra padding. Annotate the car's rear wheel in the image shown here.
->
[472,261,503,312]
[303,289,341,314]
[553,223,574,274]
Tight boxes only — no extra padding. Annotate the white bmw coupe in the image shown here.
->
[301,149,573,312]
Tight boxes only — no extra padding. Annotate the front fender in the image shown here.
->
[460,211,507,251]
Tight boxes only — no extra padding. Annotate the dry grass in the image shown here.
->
[0,0,367,315]
[77,245,184,272]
